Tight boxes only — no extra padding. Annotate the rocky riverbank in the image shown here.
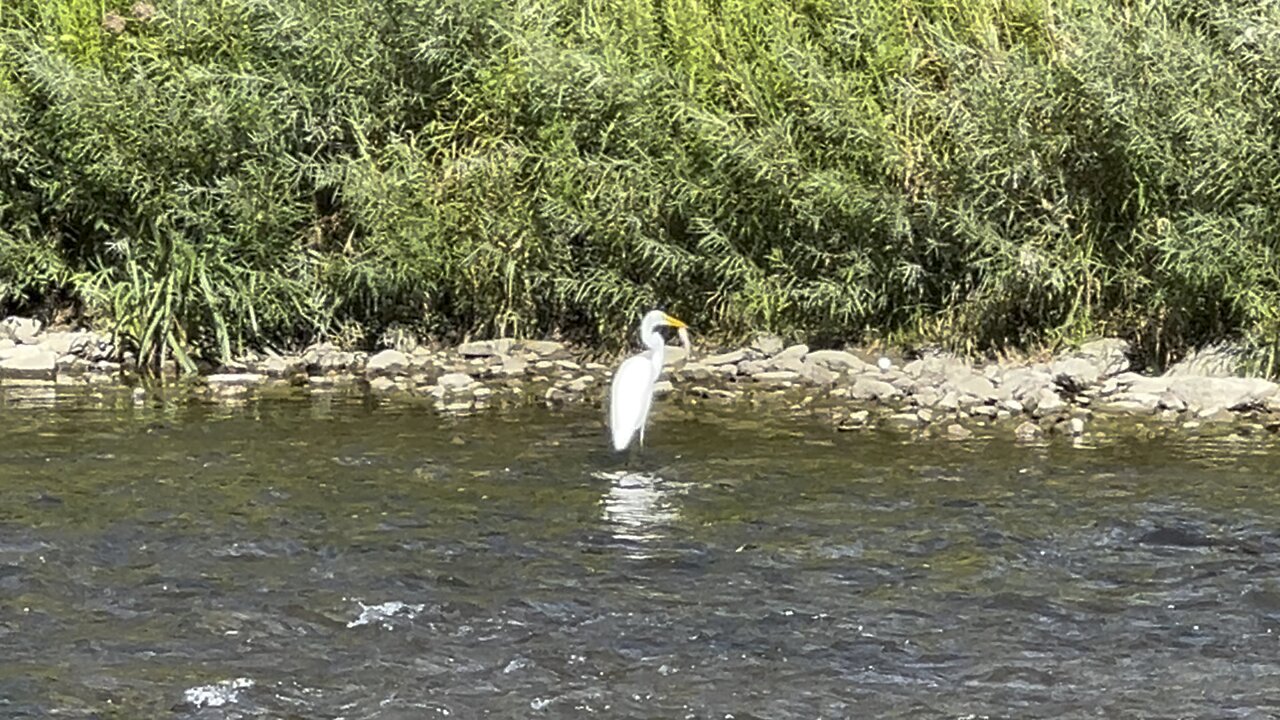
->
[3,315,1279,439]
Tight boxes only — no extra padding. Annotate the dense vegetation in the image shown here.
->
[2,0,1280,371]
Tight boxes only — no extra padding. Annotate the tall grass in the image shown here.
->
[2,0,1279,370]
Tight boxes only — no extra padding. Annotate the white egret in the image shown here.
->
[608,309,689,451]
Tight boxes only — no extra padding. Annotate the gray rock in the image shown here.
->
[1100,372,1171,397]
[967,404,998,418]
[500,356,529,376]
[997,367,1055,402]
[1096,393,1161,415]
[1,316,42,344]
[369,377,398,393]
[565,375,595,393]
[679,362,715,382]
[903,352,972,382]
[760,344,807,374]
[914,387,941,408]
[799,360,837,386]
[1069,417,1086,436]
[0,346,56,378]
[519,340,567,357]
[805,349,872,373]
[1028,387,1066,418]
[1164,343,1247,378]
[751,333,784,356]
[1052,339,1131,391]
[1051,357,1102,392]
[458,339,514,358]
[850,377,900,402]
[753,370,800,386]
[946,423,973,439]
[950,372,998,402]
[1014,421,1043,441]
[1079,338,1132,373]
[703,349,746,366]
[259,354,305,377]
[835,409,870,430]
[665,344,690,366]
[936,391,961,412]
[438,372,476,391]
[887,412,923,428]
[1168,376,1277,414]
[366,349,409,376]
[206,373,266,387]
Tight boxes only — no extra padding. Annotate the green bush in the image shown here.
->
[2,0,1279,371]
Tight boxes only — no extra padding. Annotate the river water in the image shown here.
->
[2,387,1279,718]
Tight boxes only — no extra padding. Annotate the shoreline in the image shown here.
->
[3,315,1279,440]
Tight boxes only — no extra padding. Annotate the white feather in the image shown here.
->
[609,351,657,451]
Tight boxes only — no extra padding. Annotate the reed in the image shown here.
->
[2,0,1278,371]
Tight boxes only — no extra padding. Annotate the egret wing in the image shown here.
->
[609,352,656,451]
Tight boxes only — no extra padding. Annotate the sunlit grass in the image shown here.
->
[1,0,1279,372]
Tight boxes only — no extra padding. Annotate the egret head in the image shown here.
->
[640,309,687,334]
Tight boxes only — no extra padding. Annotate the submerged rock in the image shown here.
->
[1014,421,1043,441]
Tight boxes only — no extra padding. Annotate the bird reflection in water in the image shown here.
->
[594,470,679,556]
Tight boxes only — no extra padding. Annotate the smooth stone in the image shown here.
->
[438,372,475,391]
[369,377,397,392]
[703,349,746,366]
[366,349,409,375]
[751,333,784,356]
[1014,421,1043,441]
[835,409,870,430]
[0,346,57,378]
[1051,356,1102,392]
[260,355,305,377]
[887,412,923,428]
[753,370,800,386]
[1,316,42,344]
[1028,387,1066,418]
[518,340,566,357]
[206,373,266,386]
[500,356,529,376]
[565,376,594,393]
[950,372,998,401]
[458,339,514,357]
[798,360,837,386]
[1069,417,1086,436]
[850,377,900,401]
[1164,343,1247,378]
[805,349,873,373]
[997,367,1055,402]
[1169,376,1277,414]
[946,423,973,439]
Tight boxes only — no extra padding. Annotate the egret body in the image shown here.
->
[608,310,688,451]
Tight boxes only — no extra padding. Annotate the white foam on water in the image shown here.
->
[346,600,425,628]
[183,677,254,708]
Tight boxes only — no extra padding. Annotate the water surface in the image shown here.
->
[2,388,1280,718]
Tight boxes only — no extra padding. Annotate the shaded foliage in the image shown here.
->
[2,0,1280,370]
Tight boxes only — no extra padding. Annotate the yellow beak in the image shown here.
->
[663,313,688,329]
